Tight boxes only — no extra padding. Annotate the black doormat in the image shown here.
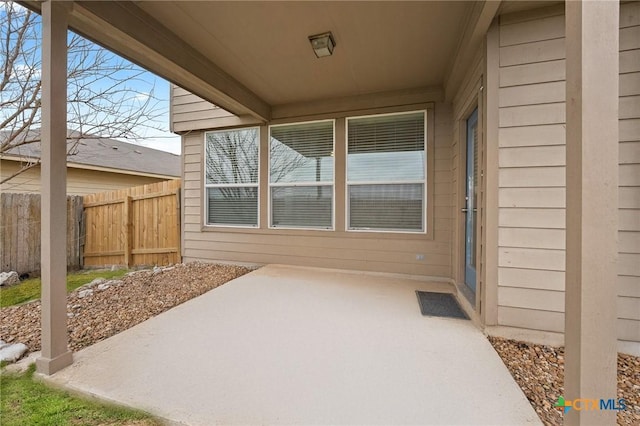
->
[416,291,469,320]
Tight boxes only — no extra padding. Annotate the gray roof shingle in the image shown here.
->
[1,130,180,177]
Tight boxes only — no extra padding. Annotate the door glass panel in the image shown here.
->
[464,108,478,293]
[472,117,478,269]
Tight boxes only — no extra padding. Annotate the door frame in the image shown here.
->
[455,79,484,316]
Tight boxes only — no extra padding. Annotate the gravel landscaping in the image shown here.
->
[489,336,640,426]
[0,262,251,353]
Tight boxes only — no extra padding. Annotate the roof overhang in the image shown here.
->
[18,1,512,121]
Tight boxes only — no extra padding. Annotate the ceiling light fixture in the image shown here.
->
[308,32,335,58]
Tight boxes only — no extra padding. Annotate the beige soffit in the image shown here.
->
[20,1,485,114]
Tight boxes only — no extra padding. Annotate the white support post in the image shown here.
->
[36,0,73,375]
[564,1,619,424]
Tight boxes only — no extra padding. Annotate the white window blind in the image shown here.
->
[205,128,259,226]
[347,111,426,232]
[269,120,334,229]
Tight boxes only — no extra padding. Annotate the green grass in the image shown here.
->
[0,364,160,426]
[0,269,128,308]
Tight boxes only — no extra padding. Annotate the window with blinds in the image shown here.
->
[204,128,259,226]
[347,111,426,232]
[269,120,334,229]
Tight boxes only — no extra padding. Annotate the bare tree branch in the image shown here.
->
[0,1,168,184]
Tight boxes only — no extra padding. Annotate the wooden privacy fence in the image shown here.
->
[0,193,83,274]
[82,179,181,268]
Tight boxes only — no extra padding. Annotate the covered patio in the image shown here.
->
[22,1,627,425]
[45,265,540,425]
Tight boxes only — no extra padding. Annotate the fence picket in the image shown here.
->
[0,193,83,275]
[1,179,181,274]
[82,179,181,268]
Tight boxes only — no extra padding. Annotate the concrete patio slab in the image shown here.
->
[44,265,541,425]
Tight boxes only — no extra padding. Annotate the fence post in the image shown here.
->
[123,196,133,268]
[175,188,182,263]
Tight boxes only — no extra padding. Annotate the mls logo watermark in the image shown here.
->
[555,396,627,413]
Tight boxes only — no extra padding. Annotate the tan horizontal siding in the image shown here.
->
[499,227,565,250]
[499,102,565,127]
[498,81,565,107]
[500,38,565,68]
[621,50,640,73]
[499,208,565,229]
[620,96,640,119]
[181,104,453,278]
[620,1,640,28]
[498,306,564,333]
[1,160,165,195]
[619,231,640,253]
[618,296,640,321]
[499,146,565,167]
[498,286,565,313]
[498,124,565,147]
[499,59,565,88]
[499,167,565,188]
[499,267,565,292]
[621,118,640,141]
[618,1,640,343]
[0,160,41,193]
[170,84,237,132]
[496,2,640,342]
[186,230,451,253]
[499,187,565,208]
[185,239,450,267]
[498,247,565,271]
[620,275,640,297]
[183,250,452,278]
[499,14,564,47]
[621,26,640,51]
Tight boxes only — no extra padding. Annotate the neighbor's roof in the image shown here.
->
[1,130,180,177]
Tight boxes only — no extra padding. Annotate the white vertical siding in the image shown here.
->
[497,2,640,342]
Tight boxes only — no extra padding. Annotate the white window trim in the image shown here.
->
[203,127,261,229]
[268,119,336,231]
[345,110,428,234]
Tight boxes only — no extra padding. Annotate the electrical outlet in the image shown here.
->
[415,254,425,261]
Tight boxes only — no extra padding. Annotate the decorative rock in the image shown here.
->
[78,289,94,298]
[106,279,123,286]
[162,266,176,273]
[88,278,107,287]
[0,342,28,362]
[152,266,162,275]
[97,283,110,291]
[0,271,20,287]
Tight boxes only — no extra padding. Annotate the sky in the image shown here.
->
[121,78,182,155]
[1,2,182,155]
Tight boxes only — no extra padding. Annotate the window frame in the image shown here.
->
[268,119,336,231]
[345,110,428,234]
[203,127,261,229]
